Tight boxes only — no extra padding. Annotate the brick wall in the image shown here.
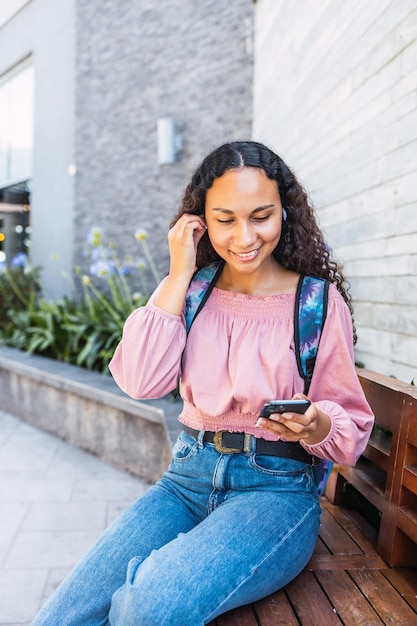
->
[74,0,254,285]
[253,0,417,382]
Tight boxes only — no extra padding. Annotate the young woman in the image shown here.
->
[32,141,374,625]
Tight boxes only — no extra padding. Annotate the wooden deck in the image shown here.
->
[209,497,417,625]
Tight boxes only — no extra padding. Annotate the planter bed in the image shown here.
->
[0,346,181,483]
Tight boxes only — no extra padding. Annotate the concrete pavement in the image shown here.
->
[0,410,151,625]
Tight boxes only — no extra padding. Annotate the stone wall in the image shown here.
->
[253,0,417,382]
[0,346,179,482]
[74,0,254,284]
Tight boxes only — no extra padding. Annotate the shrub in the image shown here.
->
[0,255,42,338]
[0,228,161,373]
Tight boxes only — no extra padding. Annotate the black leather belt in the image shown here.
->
[183,426,316,464]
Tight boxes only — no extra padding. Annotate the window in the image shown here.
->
[0,59,34,188]
[0,59,33,265]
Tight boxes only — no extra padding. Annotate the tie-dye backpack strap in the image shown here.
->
[294,275,330,394]
[294,275,331,494]
[184,262,224,332]
[172,262,223,397]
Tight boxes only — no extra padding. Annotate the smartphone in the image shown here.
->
[259,399,311,418]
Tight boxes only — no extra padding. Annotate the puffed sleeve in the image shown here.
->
[301,286,374,466]
[108,280,187,399]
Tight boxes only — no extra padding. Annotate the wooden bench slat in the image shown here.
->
[318,507,365,555]
[336,464,385,509]
[285,570,343,625]
[321,499,379,554]
[382,568,417,613]
[366,428,391,457]
[307,553,386,570]
[350,569,417,624]
[398,507,417,544]
[403,465,417,491]
[358,375,404,434]
[254,590,299,625]
[315,569,384,625]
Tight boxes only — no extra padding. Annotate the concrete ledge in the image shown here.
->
[0,346,181,482]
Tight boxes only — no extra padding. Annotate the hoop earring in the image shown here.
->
[282,208,288,221]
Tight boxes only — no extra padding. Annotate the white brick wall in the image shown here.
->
[253,0,417,383]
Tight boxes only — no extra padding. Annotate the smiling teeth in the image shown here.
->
[236,250,258,259]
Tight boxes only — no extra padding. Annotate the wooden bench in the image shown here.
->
[208,369,417,625]
[327,368,417,567]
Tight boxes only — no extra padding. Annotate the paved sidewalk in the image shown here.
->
[0,411,151,626]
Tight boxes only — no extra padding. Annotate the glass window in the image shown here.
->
[0,61,34,188]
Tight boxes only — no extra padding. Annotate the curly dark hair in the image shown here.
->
[171,140,355,339]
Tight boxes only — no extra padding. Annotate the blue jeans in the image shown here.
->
[32,431,321,626]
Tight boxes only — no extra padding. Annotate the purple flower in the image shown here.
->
[11,252,27,268]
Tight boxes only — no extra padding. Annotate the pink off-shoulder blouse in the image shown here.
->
[109,282,374,467]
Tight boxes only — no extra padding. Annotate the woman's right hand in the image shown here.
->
[167,214,207,280]
[153,214,207,316]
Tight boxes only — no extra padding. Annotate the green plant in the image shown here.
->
[0,259,42,338]
[0,227,160,372]
[8,297,74,360]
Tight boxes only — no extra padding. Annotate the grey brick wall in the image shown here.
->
[74,0,254,285]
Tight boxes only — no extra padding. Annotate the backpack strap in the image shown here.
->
[294,275,331,495]
[172,262,223,397]
[294,275,329,395]
[184,261,224,333]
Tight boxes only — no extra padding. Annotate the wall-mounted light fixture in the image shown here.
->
[157,117,182,165]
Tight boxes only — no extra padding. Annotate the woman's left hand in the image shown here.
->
[256,394,331,445]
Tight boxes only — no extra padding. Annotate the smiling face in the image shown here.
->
[205,167,283,277]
